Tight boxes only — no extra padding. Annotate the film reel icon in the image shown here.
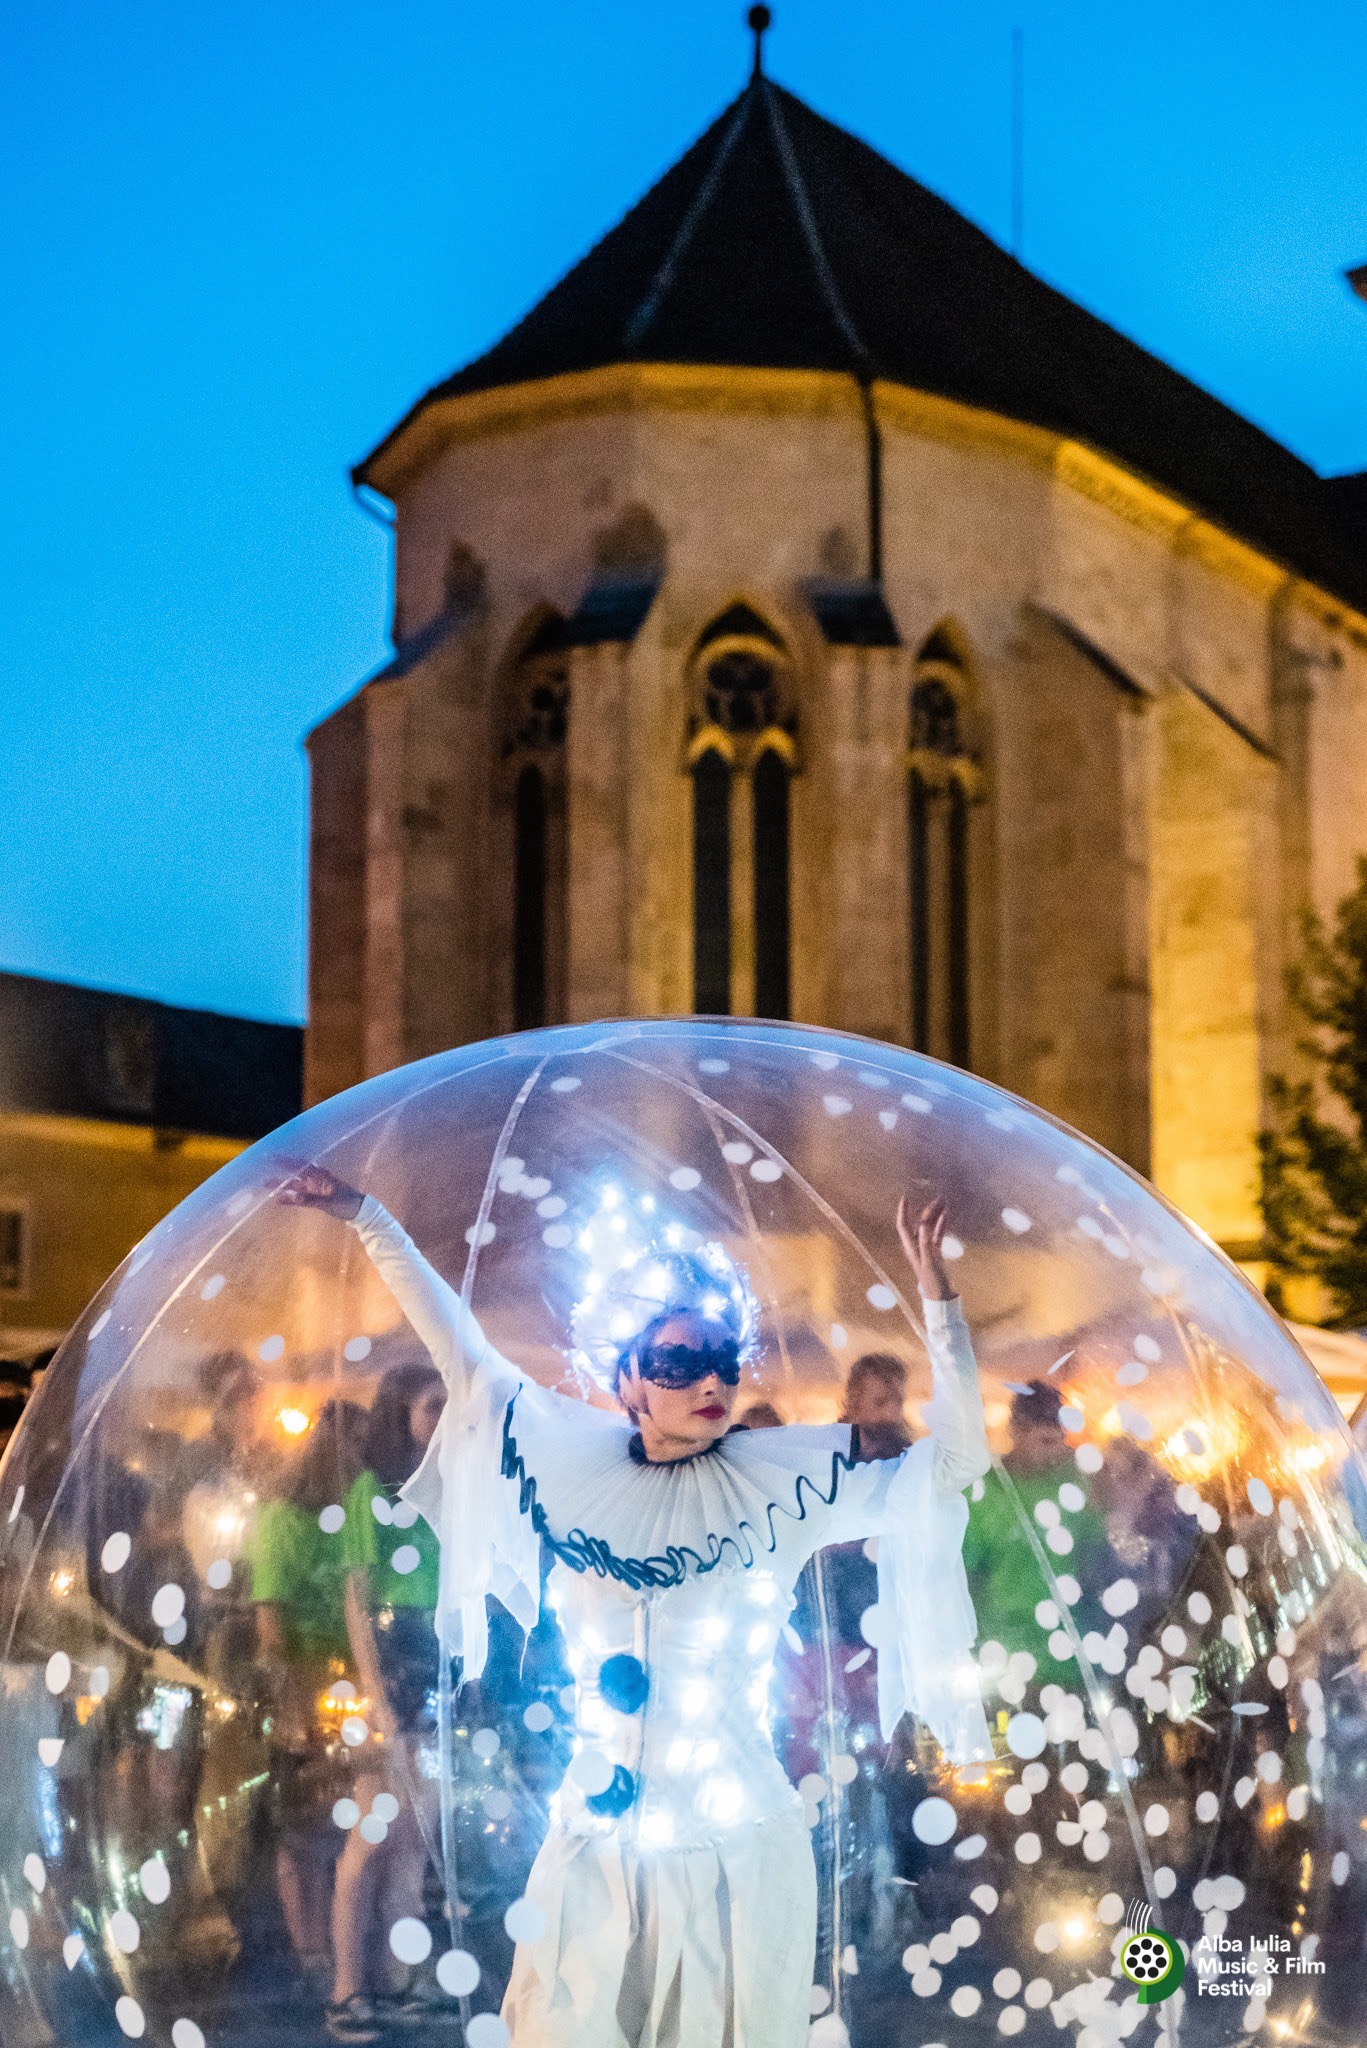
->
[1120,1926,1184,2004]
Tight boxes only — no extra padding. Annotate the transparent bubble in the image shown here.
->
[0,1019,1363,2046]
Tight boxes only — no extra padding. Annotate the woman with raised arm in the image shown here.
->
[279,1165,991,2048]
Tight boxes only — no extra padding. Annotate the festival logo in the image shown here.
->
[1118,1903,1186,2005]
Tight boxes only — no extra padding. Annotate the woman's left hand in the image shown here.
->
[896,1196,958,1302]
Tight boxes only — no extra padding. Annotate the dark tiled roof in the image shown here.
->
[0,972,302,1140]
[358,78,1367,615]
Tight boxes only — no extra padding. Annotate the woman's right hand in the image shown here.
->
[277,1163,364,1221]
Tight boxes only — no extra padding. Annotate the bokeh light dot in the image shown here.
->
[465,2019,510,2048]
[389,1917,432,1965]
[109,1911,140,1954]
[504,1897,549,1945]
[436,1949,481,1997]
[911,1797,957,1845]
[1248,1477,1274,1516]
[1006,1713,1047,1759]
[150,1584,185,1628]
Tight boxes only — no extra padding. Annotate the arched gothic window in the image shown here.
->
[908,632,977,1065]
[687,609,797,1019]
[504,615,569,1030]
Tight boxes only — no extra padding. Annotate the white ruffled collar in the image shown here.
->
[501,1381,855,1590]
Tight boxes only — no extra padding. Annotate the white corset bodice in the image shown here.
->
[549,1561,801,1849]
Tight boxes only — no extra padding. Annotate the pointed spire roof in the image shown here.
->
[357,74,1367,614]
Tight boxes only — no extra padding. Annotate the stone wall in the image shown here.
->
[307,366,1367,1249]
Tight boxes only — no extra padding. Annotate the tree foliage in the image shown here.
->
[1260,856,1367,1328]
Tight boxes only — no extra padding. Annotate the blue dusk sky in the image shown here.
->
[4,0,1367,1024]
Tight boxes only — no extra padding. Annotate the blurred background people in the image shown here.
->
[961,1379,1106,1693]
[183,1348,280,1679]
[842,1352,911,1463]
[248,1397,368,1999]
[326,1360,445,2042]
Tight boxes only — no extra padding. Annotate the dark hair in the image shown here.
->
[845,1351,907,1396]
[197,1348,255,1404]
[363,1361,445,1488]
[1010,1379,1065,1429]
[285,1398,367,1513]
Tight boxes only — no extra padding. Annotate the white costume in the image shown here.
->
[351,1198,991,2048]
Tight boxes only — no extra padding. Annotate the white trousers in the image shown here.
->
[502,1810,817,2048]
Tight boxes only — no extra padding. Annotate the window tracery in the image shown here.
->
[704,650,783,736]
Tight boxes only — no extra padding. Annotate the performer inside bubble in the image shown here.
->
[279,1165,991,2048]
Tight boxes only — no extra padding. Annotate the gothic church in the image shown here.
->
[306,35,1367,1273]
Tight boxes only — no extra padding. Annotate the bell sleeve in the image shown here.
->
[347,1196,542,1683]
[832,1294,993,1762]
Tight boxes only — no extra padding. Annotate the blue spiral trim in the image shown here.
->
[499,1392,858,1590]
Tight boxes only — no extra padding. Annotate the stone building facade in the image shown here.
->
[307,63,1367,1269]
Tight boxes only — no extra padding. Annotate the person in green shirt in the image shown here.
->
[961,1379,1107,1698]
[247,1399,369,1992]
[327,1360,446,2044]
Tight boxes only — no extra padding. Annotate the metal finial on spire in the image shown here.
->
[748,5,771,79]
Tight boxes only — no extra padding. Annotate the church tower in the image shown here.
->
[307,22,1367,1265]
